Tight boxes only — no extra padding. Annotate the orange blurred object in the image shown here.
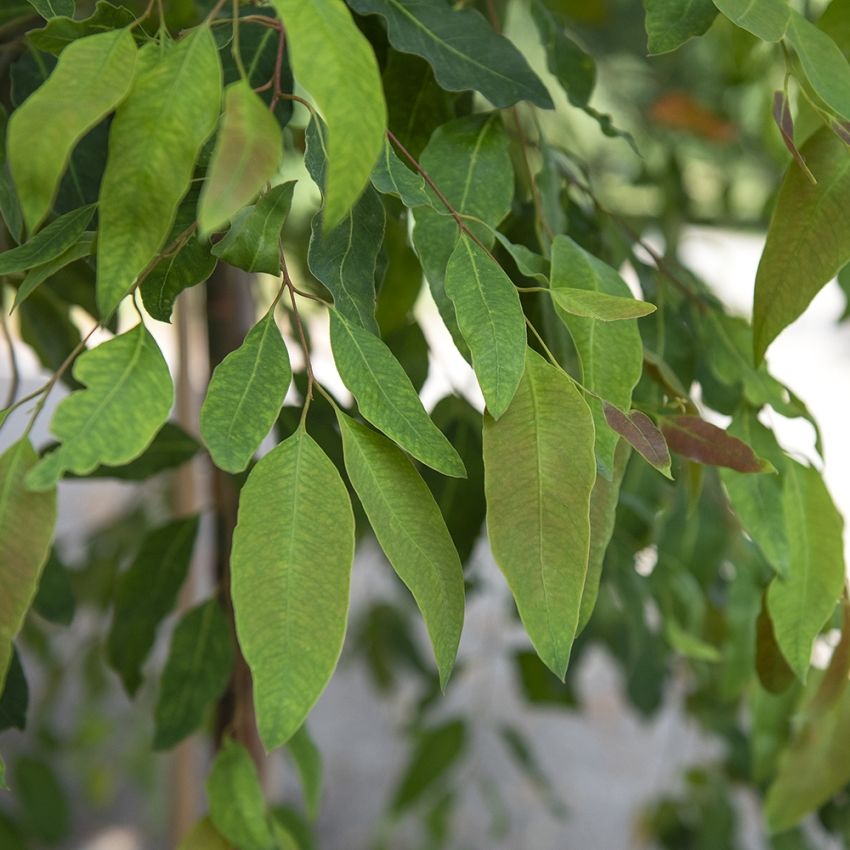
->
[649,91,737,142]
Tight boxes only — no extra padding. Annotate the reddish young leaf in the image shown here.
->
[772,90,816,184]
[661,415,772,473]
[602,403,671,477]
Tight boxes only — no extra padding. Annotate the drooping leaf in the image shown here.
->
[198,81,283,236]
[338,413,464,687]
[753,130,850,361]
[0,438,56,688]
[483,349,596,678]
[550,287,656,321]
[207,739,274,850]
[287,725,322,821]
[644,0,718,54]
[371,140,434,210]
[767,461,845,681]
[0,203,94,274]
[772,89,814,181]
[211,181,295,275]
[107,516,199,695]
[602,404,671,477]
[493,232,549,284]
[269,0,385,229]
[153,599,234,750]
[178,817,233,850]
[200,308,292,474]
[348,0,552,109]
[27,323,174,490]
[661,415,772,473]
[756,596,796,695]
[231,429,355,750]
[444,233,526,418]
[308,185,385,333]
[13,230,95,309]
[27,1,135,55]
[0,649,28,731]
[329,310,465,478]
[26,0,73,18]
[8,29,135,233]
[551,235,643,478]
[712,0,790,41]
[32,550,75,626]
[96,28,222,316]
[391,719,467,814]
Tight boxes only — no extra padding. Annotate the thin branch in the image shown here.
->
[279,251,315,423]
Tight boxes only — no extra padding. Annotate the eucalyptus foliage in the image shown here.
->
[0,0,849,846]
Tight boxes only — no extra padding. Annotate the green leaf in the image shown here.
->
[767,462,845,681]
[1,2,36,26]
[753,134,850,362]
[444,233,525,418]
[26,0,74,18]
[27,323,174,490]
[661,414,773,472]
[550,235,643,478]
[371,141,434,210]
[0,203,94,274]
[269,0,385,229]
[0,755,4,791]
[329,310,465,478]
[0,649,28,731]
[207,739,274,850]
[644,0,718,54]
[107,516,199,695]
[141,235,217,323]
[32,550,75,626]
[338,413,464,687]
[308,185,385,332]
[96,28,222,316]
[28,1,135,55]
[13,757,69,843]
[412,113,513,353]
[198,81,283,236]
[550,288,656,321]
[602,404,671,477]
[8,29,135,233]
[0,439,56,689]
[13,231,95,310]
[287,725,322,821]
[391,719,467,814]
[153,599,234,750]
[178,817,233,850]
[200,308,292,474]
[712,0,790,41]
[231,429,355,750]
[786,11,850,123]
[211,181,295,276]
[483,349,596,678]
[348,0,552,109]
[721,411,789,577]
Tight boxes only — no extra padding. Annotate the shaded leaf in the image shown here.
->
[644,0,718,54]
[371,141,434,210]
[287,725,322,821]
[349,0,552,109]
[483,349,596,678]
[97,28,222,315]
[28,1,135,55]
[0,649,27,732]
[107,517,199,695]
[0,439,56,688]
[13,757,69,843]
[8,29,135,233]
[26,0,73,18]
[199,81,283,236]
[211,181,295,276]
[603,404,671,477]
[329,310,465,478]
[13,230,95,310]
[270,0,385,229]
[231,429,355,749]
[661,415,772,473]
[756,596,796,694]
[200,308,292,474]
[27,323,174,490]
[32,550,75,625]
[772,89,815,181]
[338,413,464,687]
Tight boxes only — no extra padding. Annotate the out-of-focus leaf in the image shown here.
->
[643,0,718,54]
[0,649,28,732]
[287,725,322,821]
[13,756,69,843]
[32,550,75,625]
[178,817,233,850]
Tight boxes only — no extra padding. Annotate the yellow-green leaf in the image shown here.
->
[200,308,292,474]
[329,310,465,478]
[269,0,386,229]
[178,817,233,850]
[550,288,656,321]
[338,413,464,688]
[97,28,222,316]
[8,29,136,233]
[753,127,850,362]
[483,349,596,679]
[198,81,283,237]
[26,323,174,490]
[0,439,56,689]
[231,429,355,750]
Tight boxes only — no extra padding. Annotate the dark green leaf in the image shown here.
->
[13,230,95,310]
[141,235,216,323]
[27,1,135,55]
[0,649,28,732]
[32,550,75,625]
[13,757,69,842]
[107,516,199,695]
[26,0,74,18]
[644,0,718,54]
